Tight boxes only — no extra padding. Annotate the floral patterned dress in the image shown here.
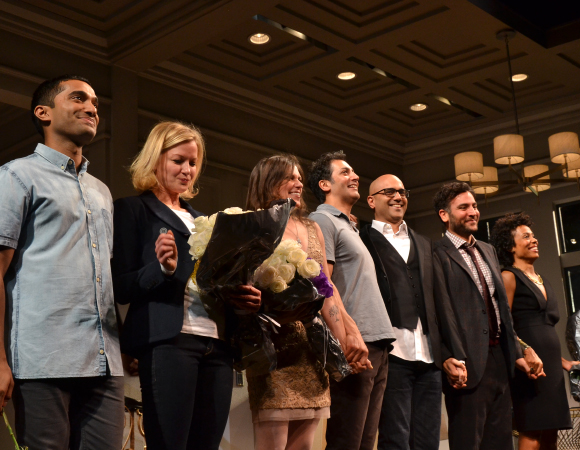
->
[247,222,331,422]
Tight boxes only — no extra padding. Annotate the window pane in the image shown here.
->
[474,217,501,243]
[557,200,580,254]
[565,265,580,314]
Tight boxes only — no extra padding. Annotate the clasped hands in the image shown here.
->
[443,358,467,389]
[515,347,545,379]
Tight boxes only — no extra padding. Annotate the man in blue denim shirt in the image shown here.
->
[0,75,124,449]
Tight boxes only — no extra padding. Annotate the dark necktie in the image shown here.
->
[463,244,500,343]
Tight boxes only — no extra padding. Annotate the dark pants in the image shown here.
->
[326,341,390,450]
[378,355,442,450]
[138,333,234,450]
[13,375,124,450]
[444,345,512,450]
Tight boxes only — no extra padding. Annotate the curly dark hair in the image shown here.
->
[31,75,92,137]
[307,150,347,203]
[432,181,475,222]
[490,212,533,267]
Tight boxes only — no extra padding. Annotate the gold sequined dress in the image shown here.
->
[247,222,331,422]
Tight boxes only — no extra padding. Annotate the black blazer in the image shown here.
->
[360,225,463,369]
[111,191,203,357]
[433,235,522,389]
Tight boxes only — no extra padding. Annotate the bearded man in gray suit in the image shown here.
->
[432,181,542,450]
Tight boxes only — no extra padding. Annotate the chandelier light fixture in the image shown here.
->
[453,30,580,199]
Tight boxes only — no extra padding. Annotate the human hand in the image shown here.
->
[343,333,369,367]
[350,359,373,374]
[522,347,545,379]
[122,353,139,376]
[228,285,261,312]
[0,359,14,409]
[155,230,177,273]
[443,358,467,389]
[515,357,545,379]
[562,358,580,372]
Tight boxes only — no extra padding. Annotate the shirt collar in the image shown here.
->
[373,219,408,237]
[316,203,358,230]
[446,230,476,249]
[34,143,90,175]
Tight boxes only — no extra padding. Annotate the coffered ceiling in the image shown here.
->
[1,0,580,162]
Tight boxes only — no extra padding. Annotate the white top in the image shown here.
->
[372,220,433,363]
[166,209,218,339]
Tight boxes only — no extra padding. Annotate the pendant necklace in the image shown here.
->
[288,218,301,245]
[512,265,544,285]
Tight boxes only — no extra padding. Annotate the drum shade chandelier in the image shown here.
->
[453,30,580,198]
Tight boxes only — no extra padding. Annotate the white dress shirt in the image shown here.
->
[372,220,433,363]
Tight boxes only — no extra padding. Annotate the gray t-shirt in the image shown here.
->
[310,204,395,343]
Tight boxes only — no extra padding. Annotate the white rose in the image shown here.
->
[287,248,307,266]
[223,207,244,215]
[208,213,218,226]
[189,240,207,260]
[256,265,278,288]
[268,255,286,268]
[193,216,210,233]
[199,229,212,246]
[277,263,296,283]
[275,239,301,256]
[297,259,321,279]
[269,276,288,293]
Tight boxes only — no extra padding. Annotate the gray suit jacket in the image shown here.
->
[433,235,522,389]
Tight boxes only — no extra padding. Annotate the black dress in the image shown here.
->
[504,267,572,432]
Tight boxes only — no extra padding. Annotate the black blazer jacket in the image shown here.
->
[433,235,522,389]
[360,225,464,369]
[111,191,203,357]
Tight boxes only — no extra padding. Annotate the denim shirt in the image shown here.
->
[0,144,122,378]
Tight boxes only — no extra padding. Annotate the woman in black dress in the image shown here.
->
[491,213,577,450]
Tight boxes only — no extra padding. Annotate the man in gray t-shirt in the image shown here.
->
[309,151,395,450]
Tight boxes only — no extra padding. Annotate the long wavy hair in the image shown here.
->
[130,121,205,199]
[246,154,308,221]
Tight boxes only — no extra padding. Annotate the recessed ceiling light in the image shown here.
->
[512,73,528,82]
[337,72,356,80]
[249,33,270,44]
[410,103,428,111]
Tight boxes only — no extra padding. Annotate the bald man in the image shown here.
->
[360,175,460,450]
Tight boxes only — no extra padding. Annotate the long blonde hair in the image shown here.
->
[130,121,205,199]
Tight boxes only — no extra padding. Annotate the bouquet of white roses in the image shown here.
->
[254,240,322,293]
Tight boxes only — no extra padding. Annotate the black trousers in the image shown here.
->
[326,341,390,450]
[378,355,441,450]
[444,345,512,450]
[138,333,234,450]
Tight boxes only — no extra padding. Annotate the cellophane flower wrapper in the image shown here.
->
[259,276,325,325]
[304,314,352,382]
[195,200,292,372]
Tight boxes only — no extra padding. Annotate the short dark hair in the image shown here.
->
[432,181,475,222]
[490,212,533,267]
[31,75,92,137]
[307,151,347,203]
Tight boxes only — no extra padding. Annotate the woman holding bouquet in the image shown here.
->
[246,154,367,450]
[111,121,261,450]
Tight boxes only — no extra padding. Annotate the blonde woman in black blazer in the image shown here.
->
[112,121,260,450]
